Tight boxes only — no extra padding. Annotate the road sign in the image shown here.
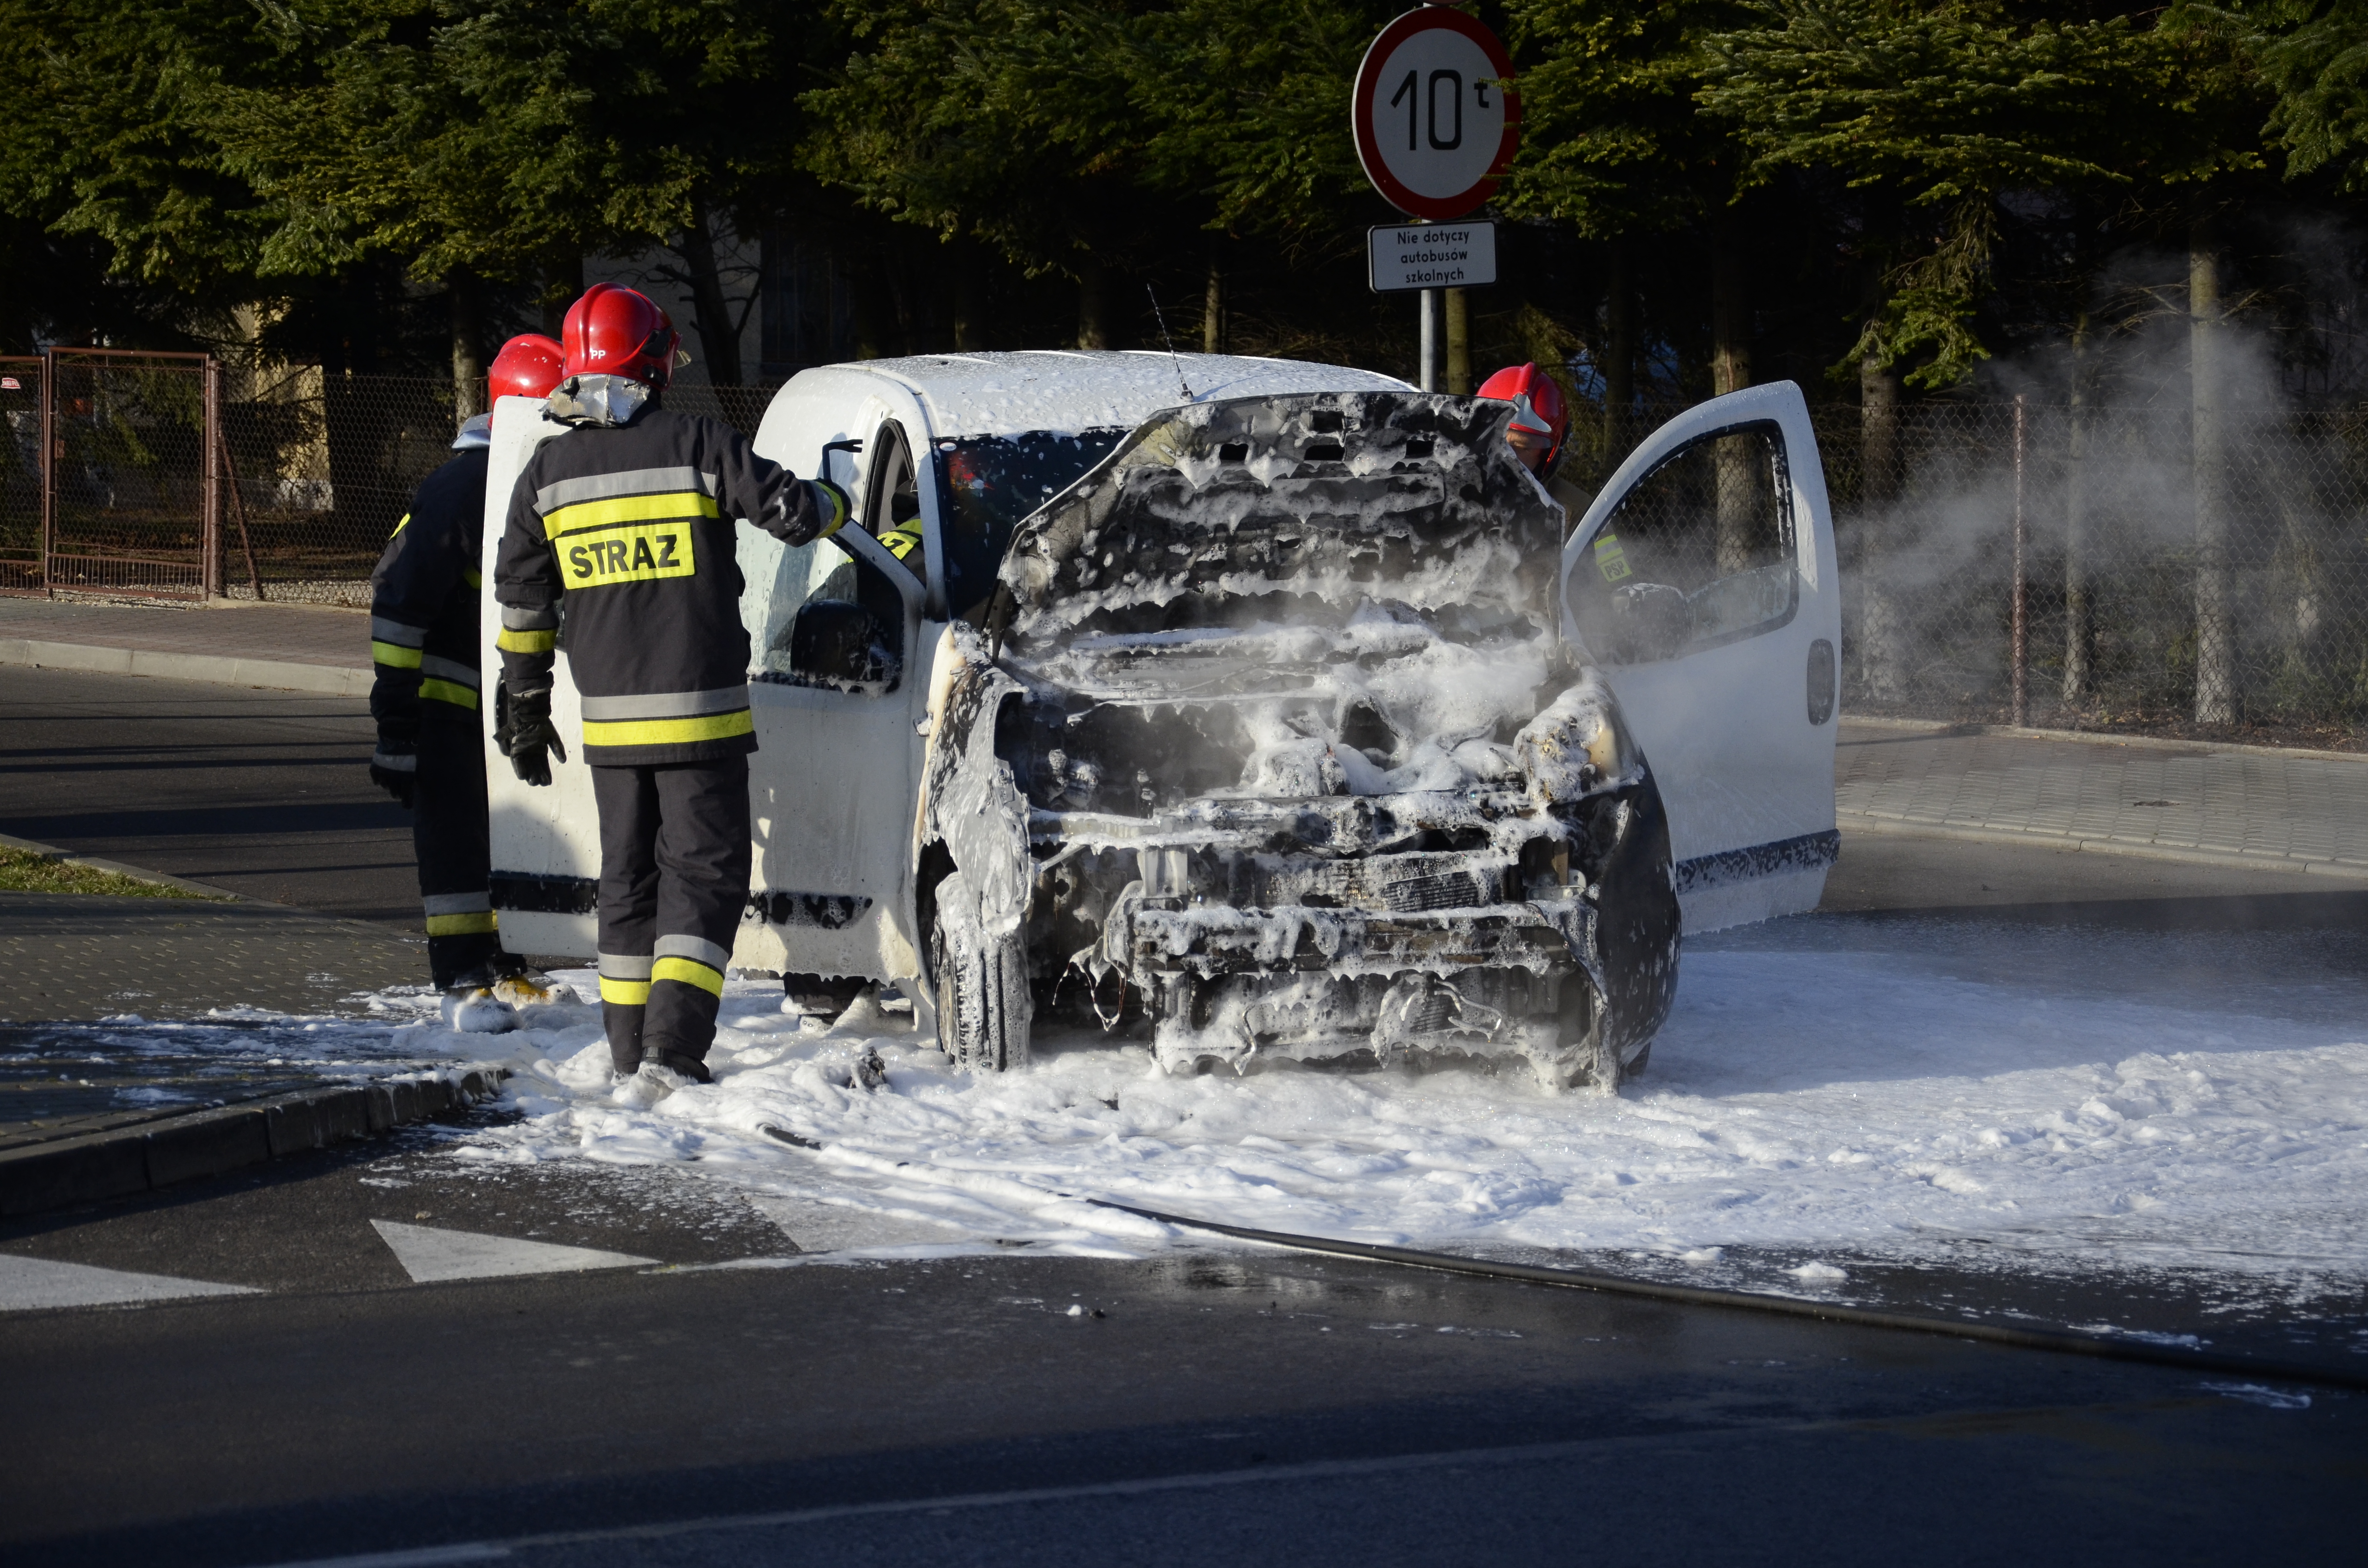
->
[1352,8,1519,221]
[1368,221,1496,293]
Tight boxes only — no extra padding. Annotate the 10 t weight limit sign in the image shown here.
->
[1352,8,1520,221]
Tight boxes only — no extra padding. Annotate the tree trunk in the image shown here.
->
[1603,238,1635,450]
[950,239,983,352]
[1076,256,1110,350]
[1710,211,1756,574]
[542,248,584,338]
[2062,313,2096,706]
[850,244,893,360]
[1858,354,1906,705]
[2190,211,2238,725]
[449,270,485,419]
[1444,287,1471,394]
[1203,238,1221,355]
[678,205,743,386]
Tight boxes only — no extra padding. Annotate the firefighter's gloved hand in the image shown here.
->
[810,479,851,539]
[369,758,417,808]
[495,685,567,787]
[370,726,418,808]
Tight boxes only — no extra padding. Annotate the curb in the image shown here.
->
[1839,713,2368,765]
[0,830,246,901]
[0,1066,508,1218]
[1840,813,2368,882]
[0,637,371,697]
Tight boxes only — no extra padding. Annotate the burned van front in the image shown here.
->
[927,391,1679,1090]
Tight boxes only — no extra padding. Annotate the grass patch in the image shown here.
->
[0,844,212,899]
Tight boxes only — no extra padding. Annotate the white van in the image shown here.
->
[479,352,1839,1090]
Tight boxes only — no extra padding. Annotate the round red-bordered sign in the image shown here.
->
[1353,8,1520,221]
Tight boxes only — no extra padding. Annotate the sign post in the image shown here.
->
[1352,7,1519,392]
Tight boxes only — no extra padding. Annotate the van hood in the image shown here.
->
[985,392,1593,812]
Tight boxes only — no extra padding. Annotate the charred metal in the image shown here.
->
[922,392,1681,1090]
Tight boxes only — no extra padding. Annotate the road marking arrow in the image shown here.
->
[369,1219,656,1283]
[0,1253,259,1311]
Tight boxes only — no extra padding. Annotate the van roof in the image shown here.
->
[812,349,1414,440]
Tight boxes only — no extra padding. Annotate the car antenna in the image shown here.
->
[1145,284,1195,402]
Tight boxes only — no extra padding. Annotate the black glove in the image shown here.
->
[494,684,566,787]
[370,726,418,808]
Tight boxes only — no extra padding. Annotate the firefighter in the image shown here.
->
[1477,363,1593,527]
[492,283,851,1099]
[369,332,570,1018]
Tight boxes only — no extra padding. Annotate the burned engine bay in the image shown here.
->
[929,392,1680,1090]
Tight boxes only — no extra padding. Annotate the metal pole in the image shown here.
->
[202,355,222,600]
[1419,287,1439,392]
[2011,392,2028,728]
[37,348,53,598]
[219,427,265,602]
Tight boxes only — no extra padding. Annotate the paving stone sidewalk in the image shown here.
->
[0,598,366,694]
[0,893,423,1024]
[1838,720,2368,876]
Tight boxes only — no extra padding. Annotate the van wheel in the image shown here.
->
[928,870,1032,1072]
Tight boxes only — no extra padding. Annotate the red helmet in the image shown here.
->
[560,283,679,390]
[1476,362,1569,473]
[488,333,565,403]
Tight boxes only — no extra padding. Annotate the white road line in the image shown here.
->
[369,1220,656,1284]
[0,1253,259,1311]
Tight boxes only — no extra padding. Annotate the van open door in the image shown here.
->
[1559,381,1841,933]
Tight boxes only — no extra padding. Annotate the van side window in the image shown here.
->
[751,422,924,695]
[1572,422,1797,665]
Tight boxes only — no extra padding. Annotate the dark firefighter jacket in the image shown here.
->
[371,444,490,736]
[493,405,842,767]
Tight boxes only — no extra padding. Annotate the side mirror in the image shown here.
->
[787,599,900,689]
[1601,582,1693,664]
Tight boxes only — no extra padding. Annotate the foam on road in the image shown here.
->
[27,919,2363,1295]
[385,925,2368,1291]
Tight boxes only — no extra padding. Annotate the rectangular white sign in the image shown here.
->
[1367,221,1496,293]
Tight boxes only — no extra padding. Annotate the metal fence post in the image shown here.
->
[202,355,222,600]
[2010,393,2028,727]
[37,348,54,597]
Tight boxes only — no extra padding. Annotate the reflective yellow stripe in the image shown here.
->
[497,626,556,654]
[391,513,410,538]
[464,567,482,588]
[580,709,753,748]
[425,911,498,936]
[652,956,725,996]
[545,491,717,539]
[420,678,479,710]
[372,641,424,668]
[599,976,651,1006]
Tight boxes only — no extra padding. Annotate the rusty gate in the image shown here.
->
[0,355,42,593]
[0,348,223,600]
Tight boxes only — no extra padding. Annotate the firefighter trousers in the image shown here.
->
[414,701,501,989]
[592,759,751,1074]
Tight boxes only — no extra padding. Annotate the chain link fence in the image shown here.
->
[206,374,780,606]
[19,362,2367,738]
[1568,400,2368,740]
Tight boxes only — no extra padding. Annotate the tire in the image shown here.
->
[927,870,1032,1072]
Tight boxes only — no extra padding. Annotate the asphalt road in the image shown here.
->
[1,665,2362,1564]
[2,1131,2355,1568]
[0,664,415,924]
